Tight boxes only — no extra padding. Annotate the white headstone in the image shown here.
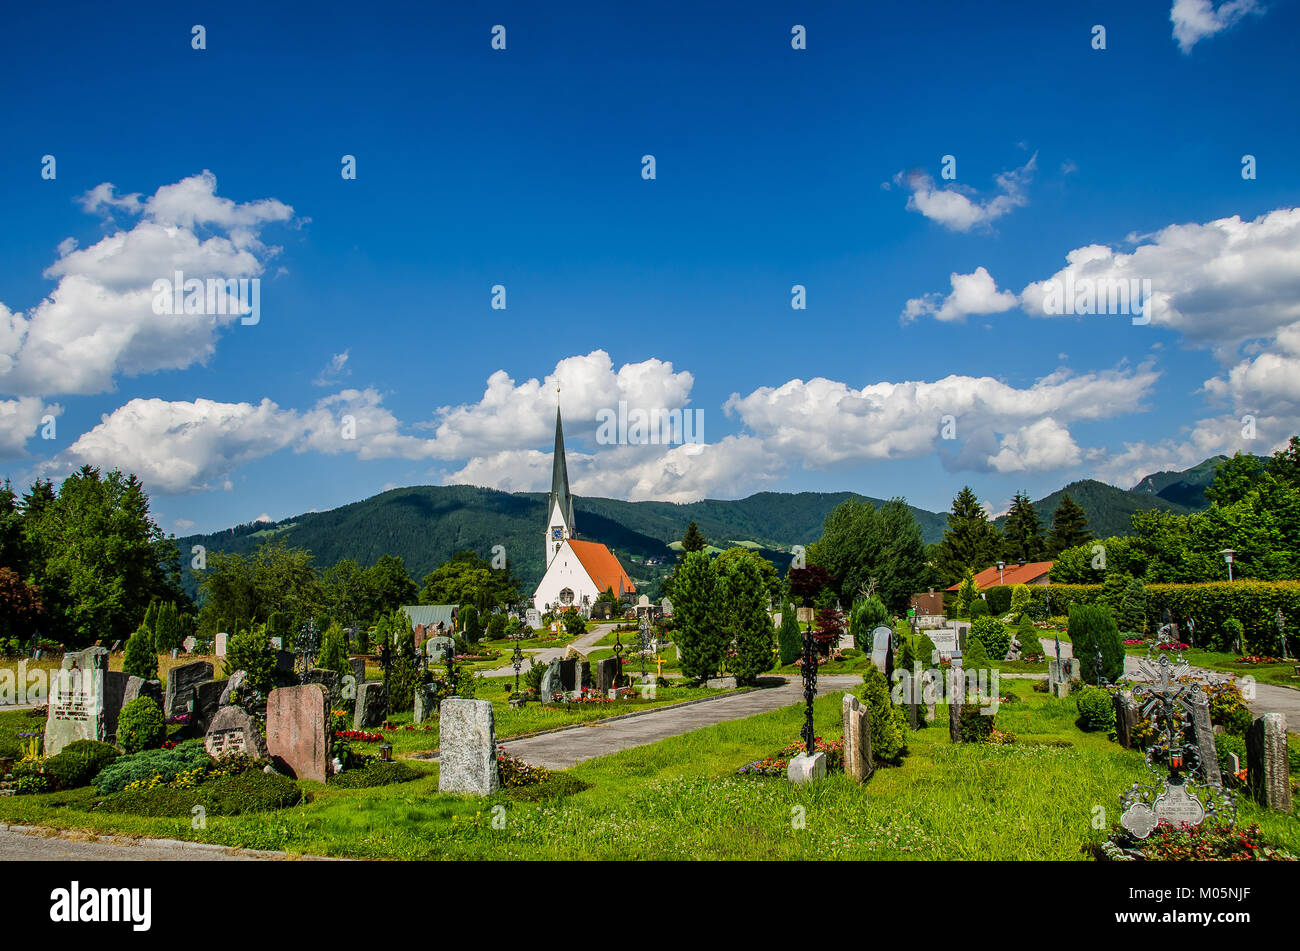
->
[525,609,542,630]
[870,626,893,672]
[215,631,228,657]
[182,635,197,653]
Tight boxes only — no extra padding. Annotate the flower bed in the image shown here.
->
[1096,823,1296,861]
[737,737,844,776]
[334,729,384,743]
[1236,654,1284,664]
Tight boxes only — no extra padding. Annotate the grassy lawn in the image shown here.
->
[5,676,1293,860]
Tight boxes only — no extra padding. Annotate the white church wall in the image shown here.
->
[533,542,603,612]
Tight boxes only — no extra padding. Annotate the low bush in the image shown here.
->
[328,759,422,789]
[43,740,120,791]
[986,586,1012,615]
[117,697,165,754]
[858,665,908,765]
[94,740,212,795]
[969,600,990,620]
[95,769,302,817]
[970,617,1010,661]
[500,772,591,803]
[1017,616,1044,659]
[958,704,995,743]
[498,748,552,788]
[1075,686,1117,733]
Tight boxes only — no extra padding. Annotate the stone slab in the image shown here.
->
[354,681,386,729]
[266,684,331,783]
[787,751,826,784]
[1247,712,1291,812]
[438,698,500,796]
[842,694,872,783]
[44,647,109,756]
[164,660,214,719]
[205,705,268,759]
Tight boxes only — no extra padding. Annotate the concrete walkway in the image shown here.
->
[0,826,321,861]
[478,621,619,678]
[498,674,862,769]
[1046,636,1300,732]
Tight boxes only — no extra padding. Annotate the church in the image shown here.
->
[532,406,636,614]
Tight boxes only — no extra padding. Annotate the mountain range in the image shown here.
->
[175,455,1238,601]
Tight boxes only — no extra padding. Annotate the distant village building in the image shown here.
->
[399,604,459,647]
[533,405,636,613]
[945,561,1054,591]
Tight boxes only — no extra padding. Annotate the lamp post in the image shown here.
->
[997,560,1005,585]
[1220,549,1236,582]
[800,622,817,756]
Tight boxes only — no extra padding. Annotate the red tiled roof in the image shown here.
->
[568,539,636,597]
[946,561,1054,591]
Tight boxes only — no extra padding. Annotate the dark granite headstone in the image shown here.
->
[190,679,224,735]
[1247,712,1291,812]
[164,660,214,718]
[1113,690,1139,749]
[596,657,619,693]
[103,670,130,740]
[354,681,386,729]
[1189,687,1222,787]
[559,657,577,692]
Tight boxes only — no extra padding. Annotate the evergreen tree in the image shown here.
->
[460,604,482,643]
[916,631,938,666]
[318,620,350,679]
[681,521,708,553]
[1067,603,1124,683]
[849,596,889,650]
[154,601,181,653]
[933,487,1002,585]
[1002,492,1045,563]
[143,598,159,635]
[122,624,158,680]
[719,552,775,685]
[1047,493,1092,556]
[224,623,275,691]
[674,550,721,681]
[954,567,979,618]
[858,666,908,764]
[777,600,802,665]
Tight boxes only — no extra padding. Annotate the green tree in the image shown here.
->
[718,550,775,685]
[1009,583,1032,619]
[224,623,276,692]
[805,498,926,612]
[777,600,802,665]
[858,666,908,764]
[674,550,722,681]
[154,601,181,654]
[460,604,483,643]
[1002,491,1046,563]
[318,620,350,679]
[562,610,587,638]
[932,487,1002,586]
[418,551,519,613]
[969,616,1010,662]
[849,596,889,651]
[681,521,708,553]
[122,624,158,680]
[1047,493,1092,556]
[387,614,418,712]
[1067,603,1124,683]
[365,554,420,613]
[954,567,979,618]
[714,546,782,605]
[143,599,159,636]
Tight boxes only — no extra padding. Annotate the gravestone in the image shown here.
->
[275,650,295,674]
[928,629,958,660]
[1189,687,1222,787]
[164,660,214,718]
[123,676,162,709]
[525,608,542,630]
[354,682,387,729]
[103,671,130,740]
[576,659,591,689]
[1066,658,1081,682]
[270,636,283,650]
[190,680,224,735]
[787,751,826,784]
[181,636,197,653]
[44,647,109,756]
[948,664,964,743]
[559,657,577,691]
[842,694,872,782]
[796,606,814,624]
[205,705,269,759]
[1113,690,1140,749]
[870,626,894,679]
[438,698,500,796]
[215,632,228,657]
[266,684,331,783]
[303,668,341,707]
[1246,712,1291,812]
[539,657,564,697]
[595,657,619,693]
[426,636,454,662]
[218,670,248,708]
[922,669,939,721]
[349,657,366,686]
[413,684,439,724]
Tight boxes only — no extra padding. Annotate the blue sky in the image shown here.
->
[2,0,1298,536]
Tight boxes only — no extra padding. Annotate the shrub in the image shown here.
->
[328,759,422,789]
[224,623,275,691]
[1017,615,1044,658]
[915,631,938,666]
[970,616,1010,661]
[858,665,908,765]
[43,740,120,791]
[97,769,301,816]
[1206,680,1253,736]
[987,586,1012,615]
[122,624,158,680]
[954,568,978,617]
[962,637,993,673]
[501,772,592,802]
[958,704,995,743]
[486,613,507,640]
[1075,686,1117,733]
[1010,584,1032,618]
[850,597,889,650]
[116,697,166,754]
[318,621,350,679]
[1222,618,1245,652]
[523,658,545,693]
[498,748,551,787]
[1067,603,1125,683]
[460,605,482,643]
[969,599,990,620]
[94,740,212,795]
[777,602,802,665]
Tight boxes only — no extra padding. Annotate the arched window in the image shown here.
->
[559,588,574,605]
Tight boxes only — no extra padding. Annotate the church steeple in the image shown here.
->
[545,403,575,566]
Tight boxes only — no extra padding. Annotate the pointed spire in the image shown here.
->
[550,404,574,535]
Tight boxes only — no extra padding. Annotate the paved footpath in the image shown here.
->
[478,622,616,678]
[1047,637,1300,732]
[498,674,862,770]
[0,827,306,861]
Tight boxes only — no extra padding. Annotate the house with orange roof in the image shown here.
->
[532,405,636,613]
[945,561,1054,591]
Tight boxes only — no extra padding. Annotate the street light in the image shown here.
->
[997,560,1005,585]
[1220,549,1236,582]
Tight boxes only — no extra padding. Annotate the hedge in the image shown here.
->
[1023,581,1299,654]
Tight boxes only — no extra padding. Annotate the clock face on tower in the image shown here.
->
[551,527,564,540]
